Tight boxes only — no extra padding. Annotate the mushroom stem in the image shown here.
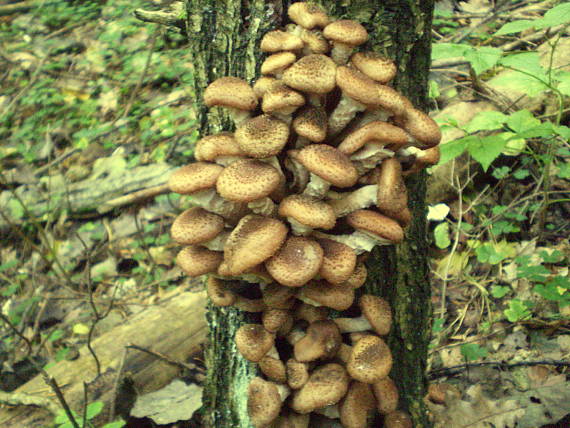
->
[287,217,314,236]
[302,173,331,198]
[328,95,366,137]
[188,188,247,221]
[248,197,277,216]
[315,404,340,419]
[227,107,252,127]
[312,230,392,254]
[327,185,377,217]
[285,155,310,193]
[351,143,394,175]
[203,231,229,251]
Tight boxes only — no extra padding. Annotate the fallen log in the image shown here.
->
[0,289,208,427]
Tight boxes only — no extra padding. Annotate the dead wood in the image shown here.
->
[0,289,207,427]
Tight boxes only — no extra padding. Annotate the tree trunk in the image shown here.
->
[184,1,435,427]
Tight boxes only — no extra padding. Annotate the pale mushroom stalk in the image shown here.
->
[302,173,331,198]
[327,185,377,217]
[312,230,393,254]
[350,143,395,175]
[247,197,277,216]
[285,155,310,193]
[328,95,367,137]
[315,405,340,419]
[202,231,230,251]
[188,188,247,220]
[333,315,374,333]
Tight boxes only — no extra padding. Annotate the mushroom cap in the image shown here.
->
[278,195,336,230]
[338,121,411,155]
[206,276,236,307]
[360,294,392,336]
[350,52,397,84]
[294,302,329,323]
[346,209,404,244]
[248,377,283,427]
[259,355,288,383]
[323,20,368,46]
[375,84,413,117]
[394,108,442,149]
[261,52,297,75]
[261,30,304,52]
[340,381,377,428]
[347,335,393,383]
[168,162,223,194]
[292,106,328,142]
[235,114,290,159]
[262,308,293,334]
[296,144,358,188]
[262,83,306,115]
[372,377,399,414]
[262,283,298,309]
[216,159,281,202]
[288,2,330,29]
[236,324,275,362]
[176,246,222,277]
[291,363,350,413]
[171,207,224,245]
[253,76,279,99]
[384,410,413,428]
[299,280,355,311]
[376,158,410,227]
[342,262,367,289]
[300,29,330,54]
[316,238,357,284]
[336,66,382,106]
[194,132,245,162]
[282,54,337,94]
[203,76,258,111]
[222,215,288,276]
[266,236,324,287]
[287,359,310,390]
[293,320,342,362]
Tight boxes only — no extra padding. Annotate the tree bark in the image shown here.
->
[184,1,435,427]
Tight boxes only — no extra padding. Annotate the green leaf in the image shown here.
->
[475,242,509,264]
[86,401,104,420]
[504,299,532,322]
[434,222,451,249]
[438,137,470,165]
[464,46,502,75]
[536,3,570,29]
[492,166,511,179]
[513,169,530,180]
[464,111,508,133]
[517,264,550,282]
[0,260,18,273]
[432,318,445,333]
[102,421,126,428]
[557,163,570,179]
[460,343,488,361]
[7,199,25,220]
[467,135,506,171]
[500,52,544,75]
[48,329,64,342]
[506,109,540,134]
[494,19,535,35]
[431,43,469,61]
[556,71,570,96]
[491,285,510,298]
[554,125,570,140]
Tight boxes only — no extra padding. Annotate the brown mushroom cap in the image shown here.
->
[296,144,358,188]
[259,355,288,384]
[282,54,337,95]
[376,158,410,227]
[176,246,222,277]
[384,410,413,428]
[300,29,330,54]
[287,359,310,390]
[342,262,367,289]
[394,108,442,149]
[350,52,397,84]
[171,207,225,245]
[235,324,275,362]
[248,377,284,427]
[261,52,297,76]
[291,363,350,414]
[299,280,355,311]
[253,76,279,99]
[323,20,368,47]
[262,83,306,115]
[278,195,336,230]
[373,377,399,414]
[222,215,288,276]
[335,66,383,107]
[266,236,324,287]
[288,2,330,29]
[206,276,236,307]
[338,121,411,155]
[294,302,329,323]
[216,159,281,202]
[316,238,357,284]
[346,209,404,244]
[168,162,223,194]
[235,114,290,159]
[262,308,293,334]
[340,381,377,428]
[347,335,393,383]
[262,283,298,309]
[261,30,303,52]
[294,320,342,362]
[203,76,258,112]
[360,294,392,336]
[292,106,328,142]
[194,132,245,163]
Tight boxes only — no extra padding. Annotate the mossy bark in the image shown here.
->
[184,1,435,427]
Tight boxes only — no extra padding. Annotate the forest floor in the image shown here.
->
[0,0,569,427]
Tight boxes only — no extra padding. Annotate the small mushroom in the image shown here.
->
[235,324,275,362]
[293,320,342,362]
[247,377,289,427]
[278,194,336,236]
[373,377,399,415]
[203,77,258,126]
[346,335,393,383]
[340,381,378,428]
[282,54,337,105]
[323,20,368,64]
[176,246,223,277]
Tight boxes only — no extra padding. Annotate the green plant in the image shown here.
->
[53,400,125,428]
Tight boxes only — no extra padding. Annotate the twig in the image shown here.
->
[97,183,170,214]
[41,373,80,428]
[429,359,570,379]
[34,148,80,177]
[0,312,32,355]
[125,343,199,372]
[108,347,129,423]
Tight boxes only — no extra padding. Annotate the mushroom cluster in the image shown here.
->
[169,3,440,427]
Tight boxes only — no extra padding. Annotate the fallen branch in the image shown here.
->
[429,359,570,380]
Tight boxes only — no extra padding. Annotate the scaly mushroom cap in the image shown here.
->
[266,236,324,287]
[294,302,329,323]
[340,381,377,428]
[222,215,288,275]
[291,363,350,414]
[168,162,223,194]
[259,355,288,383]
[283,54,337,94]
[170,207,224,245]
[216,159,281,202]
[373,377,399,415]
[300,29,330,54]
[288,2,330,29]
[350,52,397,84]
[236,324,275,362]
[287,359,310,390]
[253,76,279,99]
[292,106,328,142]
[346,210,404,244]
[235,114,290,158]
[262,283,298,309]
[394,107,442,149]
[206,276,236,307]
[294,320,342,362]
[261,30,304,52]
[203,76,258,111]
[262,308,293,335]
[336,66,382,107]
[278,195,336,230]
[376,158,410,227]
[360,294,392,336]
[323,20,368,47]
[316,238,357,284]
[375,84,413,117]
[296,144,358,188]
[338,121,411,155]
[384,411,413,428]
[299,280,355,311]
[342,262,367,289]
[261,52,297,76]
[262,83,306,115]
[248,377,284,427]
[194,132,245,162]
[176,246,222,277]
[347,335,393,383]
